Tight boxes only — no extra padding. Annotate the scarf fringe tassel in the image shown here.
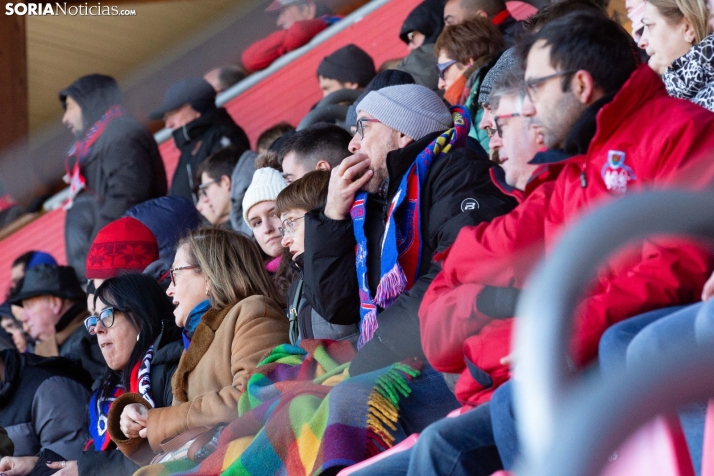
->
[374,263,407,309]
[364,360,422,457]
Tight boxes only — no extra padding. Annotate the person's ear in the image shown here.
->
[343,82,360,90]
[50,296,63,315]
[398,132,414,148]
[682,20,696,44]
[476,9,488,18]
[571,70,599,105]
[315,160,331,171]
[220,175,232,190]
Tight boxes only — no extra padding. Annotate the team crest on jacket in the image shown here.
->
[601,150,636,194]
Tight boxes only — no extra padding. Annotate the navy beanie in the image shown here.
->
[317,44,376,87]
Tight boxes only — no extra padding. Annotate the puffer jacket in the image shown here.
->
[420,65,714,407]
[170,107,250,198]
[303,129,517,377]
[61,75,167,281]
[663,33,714,112]
[77,322,182,476]
[0,350,92,460]
[286,254,359,346]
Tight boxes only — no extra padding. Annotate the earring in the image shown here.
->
[136,333,140,342]
[205,287,210,296]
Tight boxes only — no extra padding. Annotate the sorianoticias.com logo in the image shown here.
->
[5,3,137,16]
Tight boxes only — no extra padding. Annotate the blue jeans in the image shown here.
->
[349,403,502,476]
[490,381,519,469]
[598,305,686,379]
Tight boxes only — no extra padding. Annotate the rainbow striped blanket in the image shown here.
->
[135,340,422,476]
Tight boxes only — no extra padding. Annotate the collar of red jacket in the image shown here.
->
[491,9,511,26]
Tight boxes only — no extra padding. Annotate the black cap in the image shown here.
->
[149,78,216,121]
[9,264,85,306]
[316,44,376,88]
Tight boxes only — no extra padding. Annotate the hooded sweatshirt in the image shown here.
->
[59,74,167,281]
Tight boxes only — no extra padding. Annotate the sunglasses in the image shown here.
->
[84,307,119,335]
[436,59,458,81]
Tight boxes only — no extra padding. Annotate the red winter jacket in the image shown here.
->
[242,19,329,72]
[420,65,714,407]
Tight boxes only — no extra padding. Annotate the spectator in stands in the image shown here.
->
[85,217,160,313]
[149,78,249,199]
[477,48,518,161]
[649,0,714,111]
[414,13,714,474]
[243,167,289,273]
[400,0,447,52]
[442,0,522,45]
[276,170,360,345]
[521,0,603,33]
[434,17,505,153]
[278,123,352,183]
[316,44,377,98]
[203,65,246,94]
[345,65,546,476]
[49,274,182,475]
[109,228,289,463]
[638,0,710,74]
[257,122,295,153]
[59,74,167,282]
[0,350,91,476]
[345,70,417,134]
[242,0,341,72]
[304,84,516,378]
[195,147,242,227]
[0,305,28,353]
[10,264,104,379]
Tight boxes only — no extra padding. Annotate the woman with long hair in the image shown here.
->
[108,228,289,465]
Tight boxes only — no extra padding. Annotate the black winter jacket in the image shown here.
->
[286,255,359,346]
[77,322,182,476]
[303,132,517,375]
[62,76,167,282]
[170,108,250,198]
[0,350,92,460]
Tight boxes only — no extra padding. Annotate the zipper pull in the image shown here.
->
[580,170,587,188]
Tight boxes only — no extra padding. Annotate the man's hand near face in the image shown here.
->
[323,153,373,220]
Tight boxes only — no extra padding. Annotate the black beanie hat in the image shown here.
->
[316,44,376,87]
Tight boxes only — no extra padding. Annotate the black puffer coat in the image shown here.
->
[303,131,517,376]
[170,108,250,198]
[77,321,182,476]
[61,75,167,281]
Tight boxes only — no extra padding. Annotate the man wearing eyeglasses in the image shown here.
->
[303,83,516,387]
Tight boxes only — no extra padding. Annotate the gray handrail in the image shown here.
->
[512,189,714,475]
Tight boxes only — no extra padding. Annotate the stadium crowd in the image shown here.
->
[2,0,714,473]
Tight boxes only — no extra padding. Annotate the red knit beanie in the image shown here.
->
[86,217,159,279]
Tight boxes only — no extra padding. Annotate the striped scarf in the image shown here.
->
[87,346,154,451]
[351,106,470,348]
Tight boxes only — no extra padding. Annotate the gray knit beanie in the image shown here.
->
[356,84,452,141]
[478,47,518,106]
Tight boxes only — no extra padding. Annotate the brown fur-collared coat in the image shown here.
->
[108,295,288,460]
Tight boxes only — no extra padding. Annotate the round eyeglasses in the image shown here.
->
[85,307,120,335]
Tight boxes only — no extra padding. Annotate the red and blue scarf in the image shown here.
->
[350,106,470,348]
[63,104,123,209]
[87,346,154,451]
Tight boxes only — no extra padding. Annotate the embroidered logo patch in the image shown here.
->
[601,150,636,194]
[461,198,480,211]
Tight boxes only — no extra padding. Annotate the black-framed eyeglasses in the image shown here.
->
[436,59,458,81]
[169,265,199,286]
[355,118,381,139]
[525,70,577,101]
[278,215,305,238]
[197,180,217,199]
[494,113,521,137]
[85,307,120,335]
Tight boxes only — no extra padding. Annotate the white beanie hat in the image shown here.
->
[242,167,288,226]
[356,84,452,141]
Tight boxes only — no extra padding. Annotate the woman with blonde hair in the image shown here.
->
[639,0,714,111]
[106,228,289,464]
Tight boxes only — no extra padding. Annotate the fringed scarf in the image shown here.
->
[63,104,123,210]
[87,346,154,451]
[351,106,470,348]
